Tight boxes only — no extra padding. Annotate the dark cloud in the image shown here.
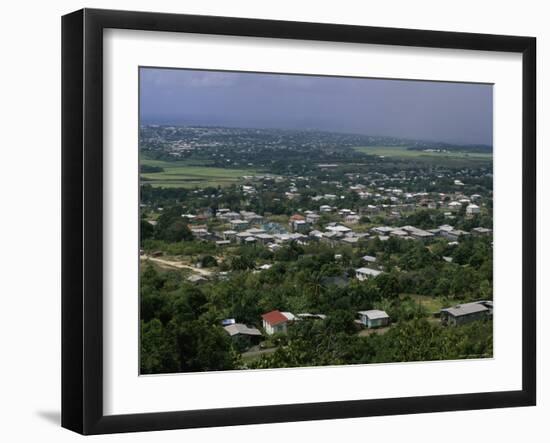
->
[140,68,493,145]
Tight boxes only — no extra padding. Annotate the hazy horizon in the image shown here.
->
[140,68,493,146]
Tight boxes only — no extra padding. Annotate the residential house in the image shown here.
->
[292,219,311,233]
[355,267,383,280]
[344,214,361,224]
[244,236,257,245]
[261,310,293,335]
[236,232,252,243]
[229,219,249,231]
[357,310,390,328]
[341,236,360,245]
[223,323,262,347]
[306,213,321,224]
[471,227,492,236]
[241,211,264,224]
[321,231,344,246]
[255,233,275,244]
[220,211,241,221]
[362,255,377,264]
[326,224,352,234]
[441,229,469,241]
[440,301,492,326]
[401,226,435,241]
[222,230,238,241]
[389,229,408,238]
[372,226,394,236]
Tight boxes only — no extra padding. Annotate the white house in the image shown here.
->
[261,310,293,335]
[355,267,382,280]
[357,310,390,328]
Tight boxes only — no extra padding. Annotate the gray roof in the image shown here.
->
[255,233,274,240]
[223,323,262,337]
[441,302,489,317]
[472,227,492,233]
[373,226,394,233]
[358,309,389,320]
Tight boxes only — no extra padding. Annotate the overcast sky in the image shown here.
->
[140,68,493,145]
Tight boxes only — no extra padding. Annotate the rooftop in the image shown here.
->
[224,323,262,337]
[362,255,377,262]
[356,267,382,277]
[261,310,289,326]
[441,302,489,317]
[358,310,389,320]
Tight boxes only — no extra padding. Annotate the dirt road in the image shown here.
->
[141,255,213,276]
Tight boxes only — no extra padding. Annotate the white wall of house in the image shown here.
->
[263,320,287,335]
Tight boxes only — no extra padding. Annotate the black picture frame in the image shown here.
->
[62,8,536,435]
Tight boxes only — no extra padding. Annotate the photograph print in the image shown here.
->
[139,68,494,375]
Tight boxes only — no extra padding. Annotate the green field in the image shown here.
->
[354,146,492,164]
[140,159,258,188]
[400,293,445,314]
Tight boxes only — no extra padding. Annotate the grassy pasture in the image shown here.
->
[353,146,492,165]
[140,159,258,188]
[400,293,445,314]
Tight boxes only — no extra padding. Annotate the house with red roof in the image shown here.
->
[261,310,293,335]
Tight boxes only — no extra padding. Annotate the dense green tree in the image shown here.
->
[140,218,154,242]
[140,319,179,374]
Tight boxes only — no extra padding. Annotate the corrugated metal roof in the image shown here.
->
[358,310,389,320]
[356,267,382,277]
[261,310,289,326]
[224,323,262,337]
[441,302,489,317]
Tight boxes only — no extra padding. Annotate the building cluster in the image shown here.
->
[220,299,493,351]
[182,205,491,250]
